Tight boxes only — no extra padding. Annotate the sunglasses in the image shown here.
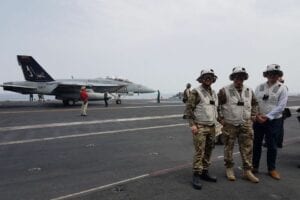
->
[234,75,247,80]
[202,75,214,81]
[266,71,281,76]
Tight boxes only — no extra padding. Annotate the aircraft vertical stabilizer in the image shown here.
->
[17,55,54,82]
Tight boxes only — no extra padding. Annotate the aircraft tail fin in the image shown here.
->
[17,55,54,82]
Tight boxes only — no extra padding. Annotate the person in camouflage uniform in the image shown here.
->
[218,67,259,183]
[185,69,218,190]
[183,83,192,119]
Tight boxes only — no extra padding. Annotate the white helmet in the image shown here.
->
[263,64,283,77]
[196,69,217,83]
[229,67,248,80]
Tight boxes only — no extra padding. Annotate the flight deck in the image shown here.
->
[0,98,299,200]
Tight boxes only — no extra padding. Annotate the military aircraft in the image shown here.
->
[1,55,155,105]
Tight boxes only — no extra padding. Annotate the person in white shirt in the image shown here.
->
[252,64,288,180]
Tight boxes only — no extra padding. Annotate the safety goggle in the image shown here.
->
[266,71,281,76]
[202,75,214,81]
[233,75,247,80]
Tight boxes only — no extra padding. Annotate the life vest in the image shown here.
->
[80,90,88,102]
[221,84,252,125]
[194,85,218,125]
[255,81,284,118]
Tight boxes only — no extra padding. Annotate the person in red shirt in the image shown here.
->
[80,86,88,116]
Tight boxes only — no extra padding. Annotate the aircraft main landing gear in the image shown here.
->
[116,99,122,104]
[62,99,75,106]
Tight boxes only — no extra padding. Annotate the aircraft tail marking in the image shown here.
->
[17,55,54,82]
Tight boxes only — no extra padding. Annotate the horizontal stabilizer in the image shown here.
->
[2,84,37,94]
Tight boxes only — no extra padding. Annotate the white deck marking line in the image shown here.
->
[288,105,300,109]
[0,104,297,114]
[0,104,183,114]
[49,136,300,200]
[0,114,182,132]
[149,163,192,176]
[50,174,149,200]
[215,136,300,159]
[0,123,187,146]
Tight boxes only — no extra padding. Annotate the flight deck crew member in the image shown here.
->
[218,67,259,183]
[252,64,288,180]
[183,83,192,119]
[29,94,33,102]
[157,90,161,103]
[183,83,192,103]
[104,92,109,107]
[80,86,88,116]
[185,69,218,190]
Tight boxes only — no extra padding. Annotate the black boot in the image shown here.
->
[192,172,202,190]
[200,170,217,182]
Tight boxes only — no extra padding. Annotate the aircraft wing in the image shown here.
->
[1,84,37,94]
[52,82,126,94]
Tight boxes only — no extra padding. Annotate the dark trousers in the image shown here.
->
[277,117,284,147]
[253,118,282,171]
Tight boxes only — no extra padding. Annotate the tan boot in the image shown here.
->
[226,168,236,181]
[243,170,259,183]
[269,170,281,180]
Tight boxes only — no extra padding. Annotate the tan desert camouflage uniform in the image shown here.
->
[218,88,258,170]
[186,88,217,173]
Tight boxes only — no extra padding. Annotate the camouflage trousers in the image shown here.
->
[223,122,254,170]
[193,124,216,173]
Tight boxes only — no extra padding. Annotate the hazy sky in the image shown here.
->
[1,0,299,94]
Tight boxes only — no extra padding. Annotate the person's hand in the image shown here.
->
[191,125,198,135]
[260,115,268,123]
[219,118,225,126]
[256,114,268,123]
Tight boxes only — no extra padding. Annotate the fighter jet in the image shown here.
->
[1,55,155,105]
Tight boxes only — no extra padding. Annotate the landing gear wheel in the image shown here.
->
[116,99,122,104]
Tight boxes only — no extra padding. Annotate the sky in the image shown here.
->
[0,0,300,95]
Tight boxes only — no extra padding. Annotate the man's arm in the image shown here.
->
[266,87,288,120]
[185,89,200,126]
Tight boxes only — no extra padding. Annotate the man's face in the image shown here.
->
[233,73,246,88]
[202,74,214,86]
[233,78,244,88]
[266,71,280,83]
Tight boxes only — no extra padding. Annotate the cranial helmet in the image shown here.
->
[196,69,217,83]
[186,83,191,88]
[263,64,283,77]
[229,67,249,80]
